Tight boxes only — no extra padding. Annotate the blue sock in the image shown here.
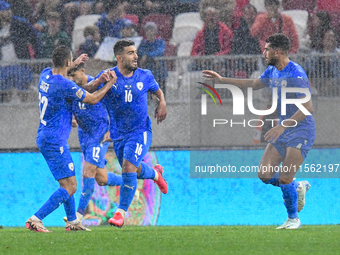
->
[77,177,95,215]
[118,172,137,211]
[280,182,298,219]
[34,187,69,220]
[137,162,155,179]
[106,172,122,186]
[64,195,77,221]
[264,171,280,187]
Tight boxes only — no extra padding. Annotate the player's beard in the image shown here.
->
[124,63,137,73]
[267,57,278,67]
[125,65,137,72]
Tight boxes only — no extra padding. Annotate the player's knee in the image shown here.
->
[258,173,271,184]
[95,176,107,186]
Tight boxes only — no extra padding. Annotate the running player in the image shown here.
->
[94,39,168,228]
[25,46,116,232]
[203,33,315,229]
[67,63,122,224]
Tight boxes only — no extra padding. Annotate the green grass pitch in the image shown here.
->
[0,225,339,254]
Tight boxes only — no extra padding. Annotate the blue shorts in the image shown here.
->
[80,140,110,168]
[113,131,152,167]
[39,145,75,181]
[271,127,316,160]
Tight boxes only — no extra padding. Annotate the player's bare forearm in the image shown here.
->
[280,99,314,127]
[202,70,264,90]
[82,70,115,93]
[82,78,103,92]
[83,71,117,105]
[153,88,166,104]
[153,89,167,124]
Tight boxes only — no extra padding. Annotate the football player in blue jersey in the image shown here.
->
[66,63,122,224]
[203,33,315,229]
[25,46,117,232]
[94,39,168,228]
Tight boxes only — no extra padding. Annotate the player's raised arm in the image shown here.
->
[82,71,117,105]
[82,70,115,93]
[153,88,167,124]
[202,70,265,90]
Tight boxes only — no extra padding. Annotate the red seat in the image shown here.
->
[140,14,173,42]
[125,14,139,26]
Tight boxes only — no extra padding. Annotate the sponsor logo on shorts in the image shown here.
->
[76,89,83,99]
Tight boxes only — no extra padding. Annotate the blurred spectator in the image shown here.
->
[120,19,138,38]
[39,12,71,58]
[306,29,340,96]
[317,0,340,13]
[232,4,261,77]
[124,0,182,19]
[191,7,234,56]
[200,0,241,31]
[6,0,34,23]
[250,0,299,53]
[309,11,333,52]
[138,22,168,98]
[0,0,39,101]
[78,25,100,57]
[33,0,66,33]
[96,0,130,41]
[232,4,260,55]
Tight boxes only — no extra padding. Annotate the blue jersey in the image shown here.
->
[37,68,86,149]
[97,67,159,140]
[72,75,109,141]
[259,61,315,130]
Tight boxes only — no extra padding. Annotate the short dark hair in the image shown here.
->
[52,45,72,68]
[265,33,290,52]
[113,39,135,56]
[104,0,124,13]
[67,62,85,76]
[243,3,257,13]
[83,25,99,37]
[264,0,280,7]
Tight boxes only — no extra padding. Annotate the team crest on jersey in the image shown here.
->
[281,80,287,88]
[137,82,143,90]
[68,163,74,171]
[76,89,83,99]
[125,85,132,89]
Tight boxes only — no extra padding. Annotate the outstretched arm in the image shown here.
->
[153,88,167,124]
[202,70,265,90]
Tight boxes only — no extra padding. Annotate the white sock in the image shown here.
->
[76,212,83,221]
[31,215,40,222]
[116,208,126,218]
[68,219,79,224]
[153,169,159,181]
